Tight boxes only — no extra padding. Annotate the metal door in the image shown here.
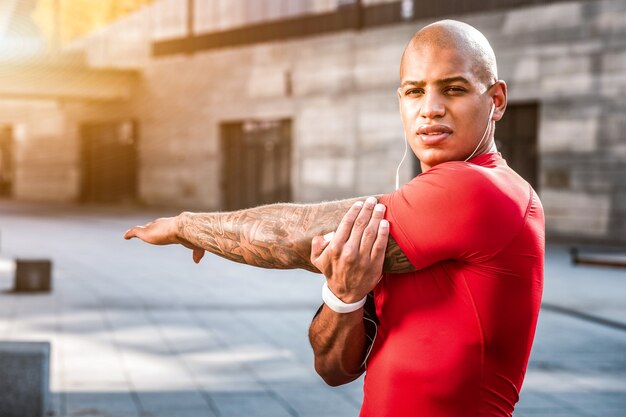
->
[221,119,292,210]
[495,103,539,189]
[80,121,138,203]
[0,127,13,197]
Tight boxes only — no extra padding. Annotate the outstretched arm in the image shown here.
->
[124,198,415,274]
[177,199,359,272]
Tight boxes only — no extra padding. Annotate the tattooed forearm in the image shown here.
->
[176,197,416,274]
[177,199,362,272]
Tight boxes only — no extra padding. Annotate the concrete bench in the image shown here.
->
[571,247,626,269]
[0,341,50,417]
[14,259,52,292]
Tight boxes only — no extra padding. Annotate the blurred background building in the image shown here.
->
[0,0,624,244]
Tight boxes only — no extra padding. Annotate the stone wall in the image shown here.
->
[124,0,625,242]
[485,1,626,243]
[7,0,626,243]
[0,99,76,202]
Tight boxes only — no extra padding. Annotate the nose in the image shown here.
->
[419,92,445,119]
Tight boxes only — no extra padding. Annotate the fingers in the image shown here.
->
[359,203,385,256]
[370,219,390,265]
[332,200,365,245]
[124,226,144,240]
[346,196,378,252]
[311,235,331,264]
[125,218,206,265]
[192,248,205,264]
[179,240,207,264]
[123,217,179,245]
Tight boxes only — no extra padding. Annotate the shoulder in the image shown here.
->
[394,160,529,229]
[406,160,512,204]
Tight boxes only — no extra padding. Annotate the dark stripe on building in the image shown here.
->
[152,0,574,57]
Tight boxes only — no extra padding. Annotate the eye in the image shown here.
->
[404,88,424,96]
[444,86,466,95]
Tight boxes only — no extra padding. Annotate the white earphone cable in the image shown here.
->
[464,103,495,162]
[395,134,409,190]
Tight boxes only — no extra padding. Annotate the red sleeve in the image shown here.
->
[379,162,527,271]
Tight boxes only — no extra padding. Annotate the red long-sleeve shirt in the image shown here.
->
[362,153,544,417]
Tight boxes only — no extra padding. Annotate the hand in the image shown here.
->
[311,197,389,303]
[124,215,206,264]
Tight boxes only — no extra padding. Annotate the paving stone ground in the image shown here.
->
[0,201,624,417]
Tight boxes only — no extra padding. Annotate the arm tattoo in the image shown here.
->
[384,236,416,273]
[177,199,360,272]
[177,198,416,273]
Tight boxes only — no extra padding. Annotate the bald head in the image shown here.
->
[401,20,498,88]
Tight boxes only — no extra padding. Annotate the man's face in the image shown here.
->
[398,45,495,171]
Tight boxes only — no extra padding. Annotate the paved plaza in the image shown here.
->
[0,201,625,417]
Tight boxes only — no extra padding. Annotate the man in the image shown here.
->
[125,19,544,417]
[307,20,544,416]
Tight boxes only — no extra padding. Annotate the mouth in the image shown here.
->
[417,125,453,145]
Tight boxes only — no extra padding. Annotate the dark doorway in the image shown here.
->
[0,127,14,197]
[495,103,539,189]
[220,119,292,210]
[80,121,138,204]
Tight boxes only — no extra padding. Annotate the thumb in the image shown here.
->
[311,235,330,262]
[192,248,205,264]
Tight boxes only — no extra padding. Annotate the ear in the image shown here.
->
[491,80,507,122]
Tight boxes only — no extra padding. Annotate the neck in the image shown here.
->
[419,140,498,172]
[467,139,497,161]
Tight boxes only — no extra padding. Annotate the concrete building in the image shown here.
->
[0,0,625,244]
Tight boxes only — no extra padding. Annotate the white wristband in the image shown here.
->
[322,282,367,314]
